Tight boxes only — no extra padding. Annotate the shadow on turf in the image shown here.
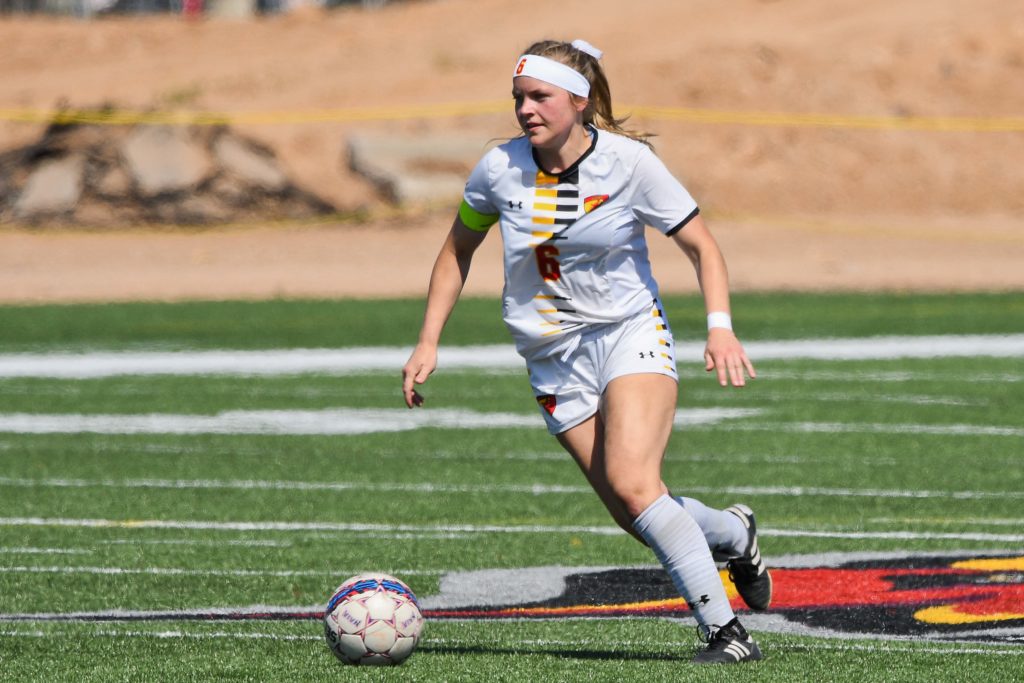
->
[418,644,691,662]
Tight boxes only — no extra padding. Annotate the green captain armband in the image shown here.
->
[458,200,499,232]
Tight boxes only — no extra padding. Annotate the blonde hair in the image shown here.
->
[521,39,653,148]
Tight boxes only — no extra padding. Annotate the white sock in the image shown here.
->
[675,495,748,559]
[632,494,736,628]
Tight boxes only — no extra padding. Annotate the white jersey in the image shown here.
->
[462,127,699,359]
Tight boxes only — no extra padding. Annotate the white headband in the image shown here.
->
[513,54,590,98]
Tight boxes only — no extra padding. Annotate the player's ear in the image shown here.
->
[571,94,589,113]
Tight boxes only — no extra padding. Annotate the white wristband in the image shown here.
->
[707,312,733,331]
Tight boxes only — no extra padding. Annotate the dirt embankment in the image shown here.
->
[1,0,1022,301]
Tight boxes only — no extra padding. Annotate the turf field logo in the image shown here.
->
[5,552,1020,645]
[423,552,1024,643]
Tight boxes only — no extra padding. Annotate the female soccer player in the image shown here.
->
[402,39,770,663]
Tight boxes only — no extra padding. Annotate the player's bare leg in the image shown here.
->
[597,373,676,518]
[560,375,772,616]
[556,414,653,544]
[559,375,739,635]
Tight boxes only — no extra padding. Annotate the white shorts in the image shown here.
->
[527,301,679,435]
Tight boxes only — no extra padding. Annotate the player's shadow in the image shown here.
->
[418,643,689,662]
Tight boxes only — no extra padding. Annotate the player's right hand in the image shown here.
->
[402,344,437,408]
[704,327,756,388]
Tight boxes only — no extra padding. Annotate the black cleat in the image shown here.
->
[724,504,772,611]
[692,618,763,664]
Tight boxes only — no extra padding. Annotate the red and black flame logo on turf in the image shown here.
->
[427,554,1024,643]
[13,553,1020,644]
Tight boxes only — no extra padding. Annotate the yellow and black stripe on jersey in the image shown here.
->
[529,169,583,337]
[651,300,676,371]
[531,171,579,227]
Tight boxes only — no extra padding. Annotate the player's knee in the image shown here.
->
[607,478,662,519]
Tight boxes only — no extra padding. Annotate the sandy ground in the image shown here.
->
[1,0,1023,302]
[3,210,1020,302]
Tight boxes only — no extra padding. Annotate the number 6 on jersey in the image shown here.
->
[535,244,561,281]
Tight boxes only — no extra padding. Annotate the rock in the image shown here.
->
[174,194,232,224]
[0,113,336,227]
[208,174,251,205]
[14,155,84,217]
[348,134,487,205]
[94,164,132,197]
[121,126,213,196]
[214,134,288,191]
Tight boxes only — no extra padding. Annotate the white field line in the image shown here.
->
[2,540,291,554]
[763,529,1024,542]
[0,566,327,578]
[0,547,91,555]
[0,407,758,435]
[869,517,1024,527]
[1,516,1022,542]
[749,368,1019,385]
[0,440,576,461]
[0,516,625,536]
[0,630,1017,656]
[0,629,1020,655]
[465,637,1024,656]
[0,565,437,578]
[0,605,325,622]
[684,368,1019,385]
[0,628,321,641]
[737,391,980,407]
[430,636,1024,657]
[0,476,592,495]
[100,539,292,547]
[0,334,1022,379]
[0,441,937,465]
[781,641,1024,656]
[0,408,539,435]
[0,408,1020,437]
[1,476,1021,501]
[739,369,1024,384]
[0,441,982,466]
[691,485,1024,501]
[727,421,1024,437]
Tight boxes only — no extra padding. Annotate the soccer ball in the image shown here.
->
[323,573,425,666]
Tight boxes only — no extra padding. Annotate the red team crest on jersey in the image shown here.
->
[583,194,609,213]
[536,394,557,415]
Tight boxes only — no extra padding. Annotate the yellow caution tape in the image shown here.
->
[0,101,508,126]
[627,105,1024,132]
[1,102,1022,132]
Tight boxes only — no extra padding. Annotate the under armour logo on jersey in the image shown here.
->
[508,200,523,210]
[639,350,655,359]
[687,594,711,610]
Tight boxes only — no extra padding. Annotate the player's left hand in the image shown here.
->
[401,343,437,408]
[704,328,756,387]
